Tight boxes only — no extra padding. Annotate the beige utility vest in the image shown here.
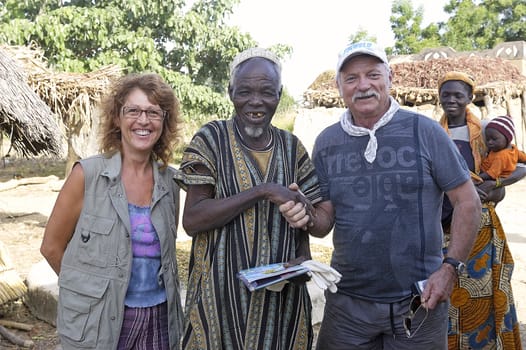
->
[57,152,183,350]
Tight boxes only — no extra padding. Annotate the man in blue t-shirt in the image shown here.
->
[280,41,481,349]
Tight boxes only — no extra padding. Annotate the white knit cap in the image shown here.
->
[229,47,282,79]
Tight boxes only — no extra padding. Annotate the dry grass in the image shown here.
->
[176,240,192,286]
[311,244,333,265]
[272,110,297,132]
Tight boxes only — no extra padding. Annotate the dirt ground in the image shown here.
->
[0,159,526,349]
[0,176,62,349]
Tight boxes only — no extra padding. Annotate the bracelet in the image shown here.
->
[495,177,502,188]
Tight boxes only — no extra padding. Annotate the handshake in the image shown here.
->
[301,260,342,293]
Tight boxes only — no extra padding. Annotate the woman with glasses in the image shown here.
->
[439,71,525,349]
[40,73,184,350]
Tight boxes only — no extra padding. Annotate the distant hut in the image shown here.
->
[0,48,64,304]
[302,54,526,149]
[0,47,63,158]
[1,45,123,173]
[389,55,526,122]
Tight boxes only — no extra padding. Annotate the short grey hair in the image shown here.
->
[229,47,282,87]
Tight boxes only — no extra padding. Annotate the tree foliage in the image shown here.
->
[389,0,441,55]
[347,28,377,45]
[442,0,526,50]
[389,0,525,54]
[0,0,293,120]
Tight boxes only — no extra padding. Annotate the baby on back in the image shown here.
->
[479,115,526,182]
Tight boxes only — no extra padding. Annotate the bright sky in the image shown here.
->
[228,0,449,99]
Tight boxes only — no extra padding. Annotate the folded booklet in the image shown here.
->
[237,262,310,292]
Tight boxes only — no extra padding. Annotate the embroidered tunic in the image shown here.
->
[177,119,322,350]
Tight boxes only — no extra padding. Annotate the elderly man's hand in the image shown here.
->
[420,264,457,310]
[278,183,313,230]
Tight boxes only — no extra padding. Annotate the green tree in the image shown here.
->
[497,0,526,42]
[389,0,441,55]
[0,0,292,120]
[441,0,496,50]
[442,0,525,50]
[347,27,377,45]
[389,0,525,54]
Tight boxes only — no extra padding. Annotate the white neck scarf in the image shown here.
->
[339,96,400,163]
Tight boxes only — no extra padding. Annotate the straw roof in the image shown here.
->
[1,45,123,161]
[27,63,122,130]
[303,56,526,108]
[0,47,63,157]
[0,241,26,305]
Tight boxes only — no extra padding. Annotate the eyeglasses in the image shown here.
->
[121,105,166,121]
[403,294,428,338]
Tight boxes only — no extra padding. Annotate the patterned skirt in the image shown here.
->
[445,203,522,349]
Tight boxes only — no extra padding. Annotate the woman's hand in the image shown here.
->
[476,180,504,203]
[476,166,526,204]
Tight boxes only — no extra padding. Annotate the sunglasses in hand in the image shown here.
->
[403,294,428,338]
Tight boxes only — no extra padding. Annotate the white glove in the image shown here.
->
[301,260,342,293]
[266,280,288,292]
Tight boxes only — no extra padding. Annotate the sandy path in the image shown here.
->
[0,176,525,347]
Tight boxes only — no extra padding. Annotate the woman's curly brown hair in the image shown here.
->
[99,73,182,168]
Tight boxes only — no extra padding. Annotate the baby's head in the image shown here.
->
[485,115,515,151]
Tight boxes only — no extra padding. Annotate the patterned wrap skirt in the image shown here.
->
[444,203,522,349]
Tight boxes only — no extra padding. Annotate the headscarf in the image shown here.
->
[438,71,475,93]
[438,71,486,177]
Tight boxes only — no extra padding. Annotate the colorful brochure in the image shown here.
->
[237,262,310,292]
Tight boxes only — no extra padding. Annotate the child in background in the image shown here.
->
[479,115,526,186]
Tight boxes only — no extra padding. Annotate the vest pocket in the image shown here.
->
[57,272,110,347]
[75,214,115,267]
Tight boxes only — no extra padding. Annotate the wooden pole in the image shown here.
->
[0,325,34,348]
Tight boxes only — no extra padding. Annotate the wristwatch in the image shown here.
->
[443,257,466,275]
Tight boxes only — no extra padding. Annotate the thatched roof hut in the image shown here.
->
[0,47,63,157]
[1,45,123,171]
[303,56,526,115]
[29,62,123,171]
[300,55,526,151]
